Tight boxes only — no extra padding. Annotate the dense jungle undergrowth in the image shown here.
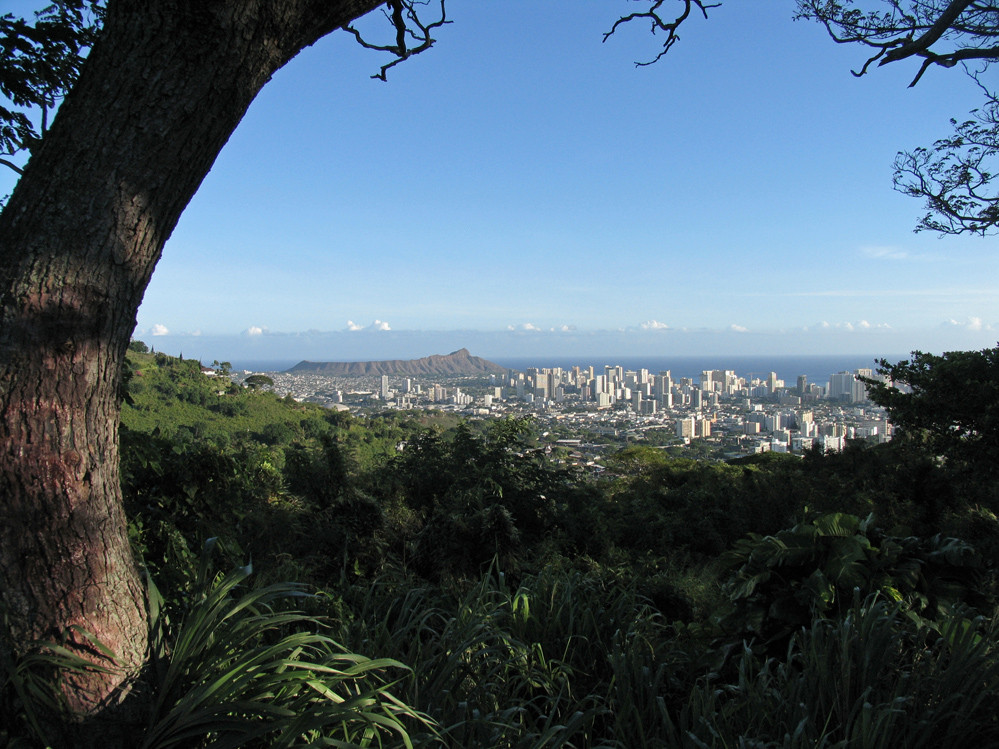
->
[4,345,999,747]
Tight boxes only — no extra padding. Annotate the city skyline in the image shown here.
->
[255,353,889,458]
[5,1,997,359]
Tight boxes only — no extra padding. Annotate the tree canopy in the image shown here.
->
[865,346,999,473]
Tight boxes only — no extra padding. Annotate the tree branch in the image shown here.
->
[0,157,24,175]
[798,0,999,233]
[894,94,999,235]
[880,0,978,64]
[602,0,719,67]
[797,0,999,84]
[343,0,449,81]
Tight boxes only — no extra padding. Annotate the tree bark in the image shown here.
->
[0,0,381,732]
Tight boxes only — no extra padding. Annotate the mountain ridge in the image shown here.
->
[286,348,507,376]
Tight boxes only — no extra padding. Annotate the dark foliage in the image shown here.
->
[865,346,999,475]
[0,1,102,175]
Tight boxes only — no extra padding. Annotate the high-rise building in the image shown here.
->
[828,371,856,400]
[852,378,869,403]
[654,372,672,397]
[534,377,549,400]
[676,416,695,439]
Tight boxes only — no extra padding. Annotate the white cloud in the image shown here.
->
[151,324,169,336]
[861,245,909,260]
[517,323,541,331]
[246,326,265,336]
[730,324,748,333]
[810,320,891,333]
[946,316,989,331]
[640,320,669,330]
[347,319,391,332]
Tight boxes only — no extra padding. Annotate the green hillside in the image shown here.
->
[10,346,998,746]
[122,350,329,443]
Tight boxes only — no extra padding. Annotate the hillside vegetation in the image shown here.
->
[5,346,999,747]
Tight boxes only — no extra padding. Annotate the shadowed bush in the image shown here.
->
[667,596,999,748]
[2,544,433,748]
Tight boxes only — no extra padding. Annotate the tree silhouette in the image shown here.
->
[797,0,999,234]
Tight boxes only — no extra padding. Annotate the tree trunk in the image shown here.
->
[0,0,380,734]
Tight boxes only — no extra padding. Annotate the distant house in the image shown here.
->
[200,366,217,377]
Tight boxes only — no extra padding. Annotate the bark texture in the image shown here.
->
[0,0,381,730]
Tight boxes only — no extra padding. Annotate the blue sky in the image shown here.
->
[5,1,998,362]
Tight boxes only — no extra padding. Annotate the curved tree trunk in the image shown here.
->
[0,0,380,732]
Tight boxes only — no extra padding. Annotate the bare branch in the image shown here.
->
[0,158,24,175]
[343,0,449,81]
[603,0,720,67]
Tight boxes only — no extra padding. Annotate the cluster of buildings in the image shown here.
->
[491,364,889,455]
[251,362,894,459]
